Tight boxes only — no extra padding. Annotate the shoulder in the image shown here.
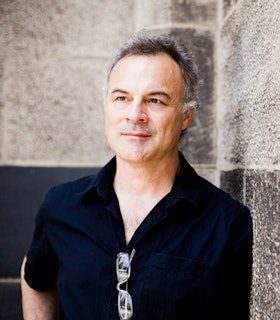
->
[46,174,95,200]
[36,174,98,218]
[195,175,252,234]
[178,155,251,222]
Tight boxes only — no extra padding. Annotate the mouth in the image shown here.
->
[122,132,151,138]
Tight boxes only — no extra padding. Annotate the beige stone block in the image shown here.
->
[219,1,280,168]
[6,51,117,165]
[134,0,171,30]
[5,53,113,165]
[1,0,134,166]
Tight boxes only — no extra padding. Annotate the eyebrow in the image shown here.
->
[148,91,171,100]
[110,88,128,95]
[111,89,171,100]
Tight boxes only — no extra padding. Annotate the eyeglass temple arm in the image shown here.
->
[130,249,136,262]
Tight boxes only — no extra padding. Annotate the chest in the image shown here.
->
[118,197,159,244]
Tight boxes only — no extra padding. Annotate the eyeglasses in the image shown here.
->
[116,249,136,320]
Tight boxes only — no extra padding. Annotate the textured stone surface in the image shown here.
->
[220,169,244,202]
[4,55,113,164]
[0,62,3,160]
[172,28,216,165]
[171,0,217,25]
[245,170,280,320]
[219,0,280,167]
[0,0,133,166]
[219,2,280,318]
[135,0,217,28]
[0,282,22,320]
[134,0,172,30]
[223,0,238,18]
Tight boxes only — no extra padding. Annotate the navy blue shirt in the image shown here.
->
[25,153,252,319]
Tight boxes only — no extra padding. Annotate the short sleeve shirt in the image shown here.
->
[24,153,253,320]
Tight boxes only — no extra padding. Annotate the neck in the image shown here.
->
[113,154,181,198]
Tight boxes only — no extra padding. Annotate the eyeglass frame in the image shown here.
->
[116,249,136,320]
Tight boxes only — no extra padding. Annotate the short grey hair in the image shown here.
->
[103,33,200,112]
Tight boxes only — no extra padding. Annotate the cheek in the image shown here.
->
[105,106,124,123]
[158,114,183,135]
[105,110,118,128]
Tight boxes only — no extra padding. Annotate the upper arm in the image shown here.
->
[20,256,59,320]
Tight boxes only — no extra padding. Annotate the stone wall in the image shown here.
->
[0,0,279,319]
[219,1,279,319]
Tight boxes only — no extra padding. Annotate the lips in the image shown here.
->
[122,132,151,138]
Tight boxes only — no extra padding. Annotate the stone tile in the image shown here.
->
[0,283,22,320]
[171,0,217,25]
[134,0,171,30]
[171,28,217,165]
[135,0,217,29]
[4,54,112,165]
[223,0,238,18]
[0,0,133,57]
[0,0,133,166]
[220,169,244,202]
[219,1,280,167]
[0,61,3,161]
[245,170,280,320]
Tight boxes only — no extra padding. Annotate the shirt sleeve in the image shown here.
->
[24,188,59,291]
[209,205,253,320]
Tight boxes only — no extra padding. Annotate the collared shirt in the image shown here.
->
[25,153,252,320]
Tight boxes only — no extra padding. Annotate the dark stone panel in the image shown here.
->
[0,166,99,278]
[223,0,238,18]
[171,0,217,24]
[244,170,280,320]
[0,283,22,320]
[220,169,244,202]
[171,28,216,165]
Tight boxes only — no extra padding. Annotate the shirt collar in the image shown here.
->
[76,157,116,200]
[79,153,204,211]
[165,152,203,211]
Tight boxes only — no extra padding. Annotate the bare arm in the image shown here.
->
[20,256,58,320]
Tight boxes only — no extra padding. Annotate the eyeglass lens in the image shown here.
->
[116,250,135,320]
[118,291,133,319]
[117,253,130,282]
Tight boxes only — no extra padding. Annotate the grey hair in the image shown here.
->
[103,33,200,112]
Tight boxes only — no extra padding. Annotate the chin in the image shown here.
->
[116,149,151,163]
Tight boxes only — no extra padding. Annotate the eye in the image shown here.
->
[148,98,161,104]
[116,96,127,101]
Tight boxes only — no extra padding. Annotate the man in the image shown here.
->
[21,34,253,319]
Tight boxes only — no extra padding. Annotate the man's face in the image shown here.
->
[104,53,194,164]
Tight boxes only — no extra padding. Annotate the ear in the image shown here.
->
[181,106,196,131]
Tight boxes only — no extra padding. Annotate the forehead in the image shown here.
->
[109,53,184,89]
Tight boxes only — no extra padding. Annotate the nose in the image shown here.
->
[126,100,148,123]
